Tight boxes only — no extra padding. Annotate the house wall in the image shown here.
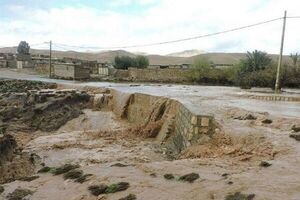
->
[74,66,90,79]
[53,64,75,79]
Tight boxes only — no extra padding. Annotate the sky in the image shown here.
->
[0,0,300,55]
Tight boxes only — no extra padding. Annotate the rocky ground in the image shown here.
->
[0,78,300,200]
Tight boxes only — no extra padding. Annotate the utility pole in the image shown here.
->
[275,10,287,93]
[49,40,52,78]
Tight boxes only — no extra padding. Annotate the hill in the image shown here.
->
[0,47,292,66]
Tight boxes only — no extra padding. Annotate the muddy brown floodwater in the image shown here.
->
[0,70,300,200]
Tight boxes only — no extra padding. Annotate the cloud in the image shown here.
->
[0,0,300,54]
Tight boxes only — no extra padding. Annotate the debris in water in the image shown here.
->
[292,125,300,132]
[179,173,200,183]
[18,175,39,182]
[37,166,52,173]
[164,174,175,180]
[111,163,130,167]
[259,161,272,167]
[63,169,83,180]
[119,194,137,200]
[88,182,130,196]
[225,192,255,200]
[290,134,300,141]
[262,119,272,124]
[75,174,93,183]
[6,188,34,200]
[150,173,157,177]
[227,181,233,185]
[88,185,108,196]
[52,164,80,175]
[0,185,4,194]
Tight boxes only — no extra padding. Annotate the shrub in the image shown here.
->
[114,55,149,69]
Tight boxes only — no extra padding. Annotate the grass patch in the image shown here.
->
[63,169,83,180]
[225,192,255,200]
[18,176,39,182]
[119,194,137,200]
[105,182,130,193]
[52,164,80,175]
[179,173,200,183]
[88,182,130,196]
[75,174,93,183]
[6,188,33,200]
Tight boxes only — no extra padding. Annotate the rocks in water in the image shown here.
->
[234,113,257,120]
[291,125,300,132]
[164,174,175,180]
[6,188,33,200]
[259,161,272,167]
[225,192,255,200]
[119,194,137,200]
[179,173,200,183]
[290,134,300,141]
[111,163,130,167]
[262,119,272,124]
[63,169,83,180]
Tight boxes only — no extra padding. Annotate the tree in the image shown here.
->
[240,50,272,73]
[114,56,137,69]
[290,53,299,67]
[114,55,149,69]
[17,41,30,55]
[136,55,149,68]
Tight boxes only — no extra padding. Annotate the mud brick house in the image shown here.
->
[53,63,90,80]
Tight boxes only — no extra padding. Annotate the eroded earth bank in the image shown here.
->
[0,80,300,200]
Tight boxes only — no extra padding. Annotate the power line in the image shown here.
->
[53,16,283,50]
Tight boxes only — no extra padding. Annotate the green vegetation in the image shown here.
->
[37,166,52,173]
[63,169,83,180]
[290,53,300,67]
[51,164,80,175]
[114,55,149,69]
[17,41,30,55]
[0,185,4,194]
[88,182,130,196]
[6,188,33,200]
[18,176,39,182]
[119,194,137,200]
[225,192,255,200]
[74,174,93,183]
[191,50,300,89]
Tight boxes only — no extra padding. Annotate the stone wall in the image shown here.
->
[99,89,217,155]
[128,68,193,82]
[109,68,194,82]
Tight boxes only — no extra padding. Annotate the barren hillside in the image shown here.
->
[0,47,291,65]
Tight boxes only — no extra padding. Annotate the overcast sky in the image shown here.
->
[0,0,299,55]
